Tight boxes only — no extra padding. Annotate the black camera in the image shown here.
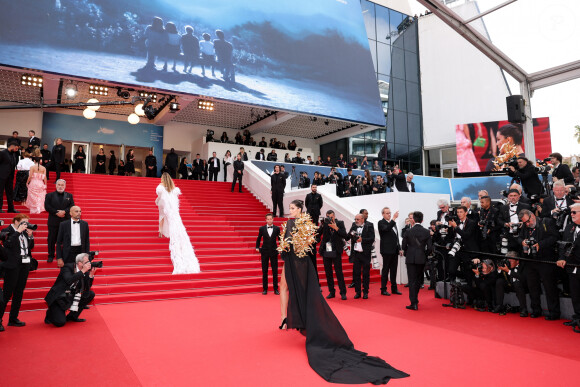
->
[471,261,483,272]
[553,207,571,230]
[499,228,510,254]
[323,217,333,225]
[478,218,495,240]
[523,236,538,255]
[557,241,574,261]
[535,160,551,174]
[21,221,38,231]
[448,236,462,257]
[497,258,511,269]
[445,207,459,223]
[88,251,102,268]
[0,230,9,243]
[501,156,519,172]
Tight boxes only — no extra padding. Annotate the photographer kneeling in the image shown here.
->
[495,251,527,317]
[44,253,97,327]
[463,259,497,311]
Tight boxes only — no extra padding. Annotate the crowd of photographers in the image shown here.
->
[429,168,580,333]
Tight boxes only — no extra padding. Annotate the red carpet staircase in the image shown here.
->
[2,172,380,312]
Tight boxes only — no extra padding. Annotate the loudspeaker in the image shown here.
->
[506,95,525,123]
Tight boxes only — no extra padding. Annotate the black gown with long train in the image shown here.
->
[282,218,409,384]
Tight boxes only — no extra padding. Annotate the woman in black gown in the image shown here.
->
[73,146,86,173]
[108,150,117,175]
[278,200,409,384]
[178,157,189,179]
[117,160,125,176]
[126,149,136,176]
[95,148,107,174]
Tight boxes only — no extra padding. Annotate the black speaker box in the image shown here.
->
[506,95,525,123]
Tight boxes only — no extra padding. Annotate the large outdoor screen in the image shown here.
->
[0,0,385,126]
[456,117,552,173]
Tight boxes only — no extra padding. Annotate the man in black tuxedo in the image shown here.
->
[266,150,277,161]
[56,206,90,267]
[401,211,432,310]
[165,148,179,179]
[460,197,480,223]
[44,179,75,264]
[550,152,574,185]
[48,138,65,182]
[447,206,479,283]
[10,131,21,160]
[348,213,375,299]
[0,214,35,331]
[378,207,402,296]
[41,144,51,169]
[44,253,96,327]
[270,165,286,217]
[541,181,574,230]
[498,189,531,253]
[192,154,204,180]
[145,150,157,178]
[26,130,40,153]
[0,139,20,213]
[405,173,416,192]
[208,151,220,181]
[391,165,409,192]
[231,153,244,193]
[319,210,349,300]
[305,185,323,225]
[255,213,280,295]
[477,195,500,254]
[255,149,266,161]
[556,203,580,330]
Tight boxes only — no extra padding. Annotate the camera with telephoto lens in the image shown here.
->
[557,241,574,261]
[478,217,495,240]
[509,222,520,234]
[323,217,333,225]
[20,221,38,231]
[569,187,579,201]
[444,207,459,223]
[447,236,462,257]
[501,156,519,172]
[88,251,103,268]
[528,194,542,214]
[522,236,538,255]
[553,207,571,230]
[498,228,510,254]
[497,258,511,269]
[471,261,483,273]
[535,159,551,174]
[435,223,449,237]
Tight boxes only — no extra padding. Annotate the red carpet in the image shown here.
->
[2,285,579,386]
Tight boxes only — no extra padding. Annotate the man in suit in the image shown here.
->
[557,203,580,331]
[26,130,40,153]
[231,153,244,193]
[319,210,349,300]
[255,213,280,295]
[391,165,409,192]
[255,149,266,161]
[348,214,375,299]
[41,144,51,169]
[0,214,35,331]
[267,150,277,162]
[401,211,432,310]
[477,195,501,254]
[10,131,21,160]
[145,150,157,178]
[292,152,304,164]
[447,206,479,283]
[208,151,220,181]
[378,207,402,296]
[44,179,75,264]
[518,209,561,320]
[165,148,179,179]
[461,197,480,223]
[305,185,323,225]
[56,206,90,267]
[270,165,286,217]
[192,154,204,180]
[44,253,96,327]
[258,137,268,148]
[405,173,416,192]
[498,189,531,253]
[48,138,65,182]
[541,181,574,232]
[550,152,574,185]
[0,139,20,213]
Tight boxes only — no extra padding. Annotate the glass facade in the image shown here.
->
[321,1,423,174]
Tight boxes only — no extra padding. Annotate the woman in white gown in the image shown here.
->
[156,172,201,274]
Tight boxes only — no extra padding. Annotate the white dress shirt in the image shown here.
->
[71,219,81,246]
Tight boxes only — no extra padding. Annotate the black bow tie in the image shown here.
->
[510,204,517,207]
[73,221,80,224]
[267,226,273,229]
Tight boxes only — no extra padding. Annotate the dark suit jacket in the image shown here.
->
[292,157,303,164]
[56,219,90,261]
[208,157,221,171]
[552,163,574,185]
[266,153,277,161]
[518,217,559,261]
[193,159,204,173]
[393,172,409,192]
[0,148,16,180]
[540,196,575,219]
[255,152,266,161]
[165,153,178,169]
[44,191,75,227]
[378,219,400,255]
[1,225,35,269]
[407,181,415,192]
[305,192,323,214]
[402,224,432,265]
[498,202,531,226]
[562,223,580,273]
[271,173,286,194]
[44,263,93,307]
[51,144,65,164]
[319,220,349,258]
[347,221,375,258]
[239,153,248,161]
[510,164,543,196]
[452,218,479,252]
[233,160,244,175]
[256,225,280,255]
[28,136,41,149]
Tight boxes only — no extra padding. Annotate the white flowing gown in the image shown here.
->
[156,184,201,274]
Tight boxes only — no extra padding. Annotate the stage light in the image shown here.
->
[144,104,157,120]
[135,103,145,116]
[127,113,140,125]
[89,84,109,96]
[139,91,157,103]
[198,100,214,111]
[21,74,43,88]
[324,120,330,126]
[87,98,100,111]
[83,108,96,119]
[64,82,78,99]
[117,88,131,99]
[169,101,180,112]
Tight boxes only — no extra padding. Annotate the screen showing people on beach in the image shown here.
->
[456,117,552,173]
[0,0,385,126]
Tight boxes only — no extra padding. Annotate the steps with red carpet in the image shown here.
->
[1,172,380,311]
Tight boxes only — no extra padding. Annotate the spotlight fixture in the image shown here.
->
[309,116,318,122]
[89,84,108,96]
[82,108,96,119]
[198,100,214,111]
[134,103,145,116]
[64,82,78,99]
[324,120,330,126]
[116,88,131,99]
[169,100,180,112]
[86,98,100,111]
[139,91,157,103]
[21,74,43,88]
[127,113,140,125]
[144,104,157,120]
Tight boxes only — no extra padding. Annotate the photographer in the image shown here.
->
[463,259,497,312]
[541,181,574,232]
[498,189,531,253]
[447,206,479,283]
[44,253,96,327]
[434,200,454,279]
[372,175,386,194]
[348,214,375,299]
[556,203,580,332]
[507,157,544,197]
[391,165,408,192]
[298,171,310,189]
[0,215,35,331]
[477,196,500,254]
[319,210,349,300]
[550,152,575,185]
[495,251,527,316]
[518,209,560,319]
[460,197,479,223]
